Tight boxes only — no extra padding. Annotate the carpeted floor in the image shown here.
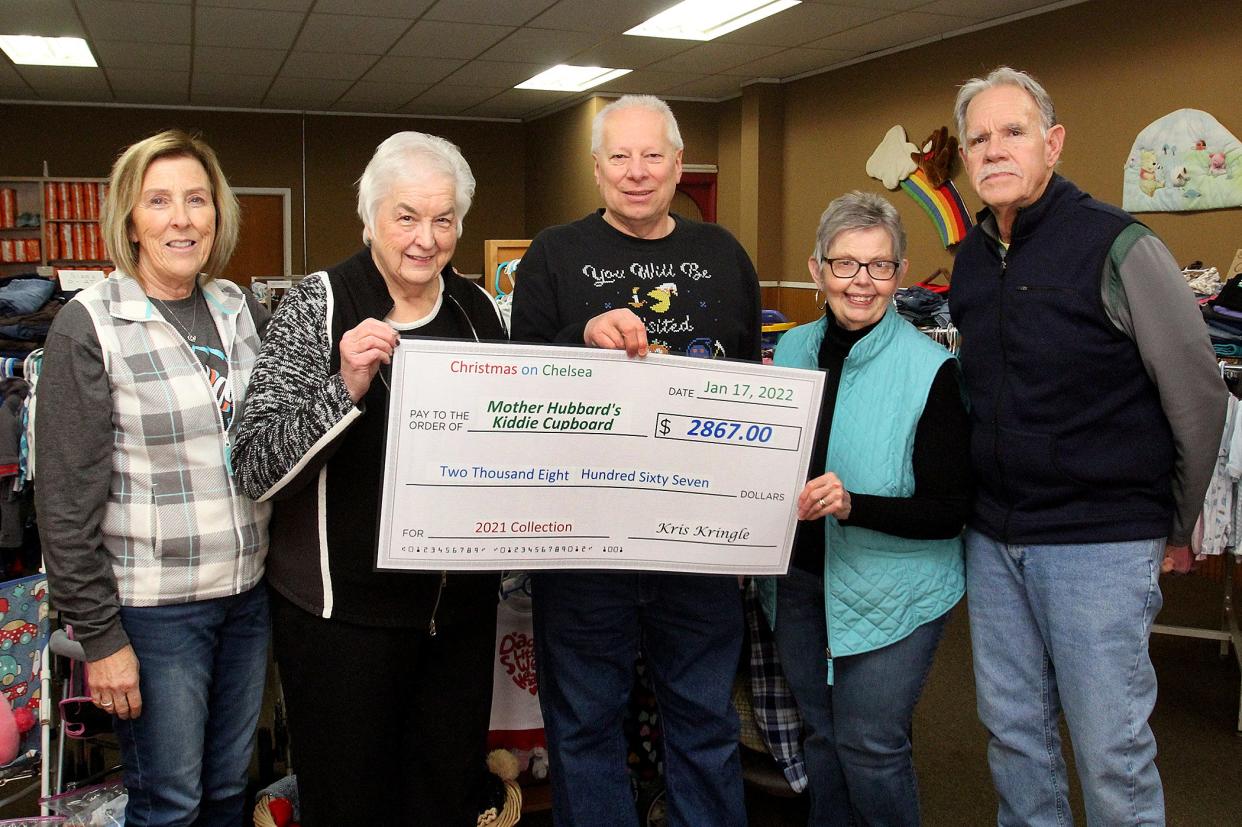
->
[8,571,1239,824]
[524,570,1242,826]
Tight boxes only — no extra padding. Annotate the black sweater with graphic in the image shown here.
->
[511,210,761,362]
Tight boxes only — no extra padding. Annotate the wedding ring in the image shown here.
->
[99,699,114,707]
[817,497,826,509]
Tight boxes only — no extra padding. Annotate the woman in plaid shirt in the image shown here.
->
[37,130,270,827]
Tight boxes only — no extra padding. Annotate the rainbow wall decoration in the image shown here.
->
[899,167,972,248]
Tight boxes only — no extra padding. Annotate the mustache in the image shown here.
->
[977,163,1021,179]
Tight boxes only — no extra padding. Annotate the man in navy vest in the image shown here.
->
[949,67,1226,826]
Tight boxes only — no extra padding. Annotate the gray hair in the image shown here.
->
[954,66,1057,140]
[356,131,476,243]
[591,95,684,155]
[811,191,907,264]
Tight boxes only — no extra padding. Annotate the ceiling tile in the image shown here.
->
[79,1,192,44]
[406,84,504,111]
[114,84,191,106]
[527,0,670,33]
[821,0,932,10]
[804,10,974,52]
[192,72,272,97]
[199,0,313,10]
[918,0,1056,19]
[663,75,746,99]
[362,55,465,86]
[280,51,377,80]
[717,3,891,46]
[595,70,699,95]
[0,86,39,100]
[726,47,859,78]
[108,68,188,95]
[0,0,85,37]
[647,42,784,76]
[389,21,515,60]
[424,0,558,27]
[441,59,545,89]
[94,40,191,72]
[401,100,468,117]
[190,92,264,108]
[196,6,304,50]
[461,87,569,118]
[0,60,27,86]
[194,46,287,76]
[476,28,605,64]
[334,80,429,107]
[567,35,694,69]
[20,67,113,101]
[293,13,411,54]
[264,76,352,107]
[311,0,434,17]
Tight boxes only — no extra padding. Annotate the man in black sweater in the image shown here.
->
[511,95,758,827]
[950,67,1226,827]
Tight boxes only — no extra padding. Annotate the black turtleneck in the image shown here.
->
[790,314,974,576]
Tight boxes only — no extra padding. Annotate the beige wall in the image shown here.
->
[777,0,1242,322]
[0,104,526,275]
[522,98,601,236]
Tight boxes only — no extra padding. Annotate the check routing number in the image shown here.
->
[376,340,825,574]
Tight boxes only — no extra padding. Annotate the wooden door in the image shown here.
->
[220,193,286,286]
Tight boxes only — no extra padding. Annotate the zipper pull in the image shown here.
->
[427,571,447,637]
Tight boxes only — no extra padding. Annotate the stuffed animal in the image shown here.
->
[1138,150,1164,197]
[0,697,33,764]
[912,126,957,189]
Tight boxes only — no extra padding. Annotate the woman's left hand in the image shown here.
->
[798,472,851,521]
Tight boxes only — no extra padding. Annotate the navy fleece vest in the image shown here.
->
[949,175,1174,544]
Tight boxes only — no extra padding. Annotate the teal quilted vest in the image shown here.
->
[761,310,964,682]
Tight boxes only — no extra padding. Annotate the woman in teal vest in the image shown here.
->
[760,192,972,825]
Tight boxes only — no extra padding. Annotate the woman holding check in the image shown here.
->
[233,131,508,825]
[758,191,973,826]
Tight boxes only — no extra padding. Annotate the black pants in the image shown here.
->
[270,587,496,826]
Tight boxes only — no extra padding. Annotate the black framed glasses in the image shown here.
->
[819,257,900,280]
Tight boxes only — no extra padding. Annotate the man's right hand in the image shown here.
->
[584,308,648,357]
[89,644,142,720]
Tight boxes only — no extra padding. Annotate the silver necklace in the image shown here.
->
[152,289,199,343]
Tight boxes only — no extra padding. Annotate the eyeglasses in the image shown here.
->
[818,257,900,281]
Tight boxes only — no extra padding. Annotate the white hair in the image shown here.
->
[954,66,1057,140]
[591,95,684,155]
[356,131,475,243]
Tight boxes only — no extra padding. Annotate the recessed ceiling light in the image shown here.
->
[516,65,632,93]
[625,0,800,41]
[0,35,96,67]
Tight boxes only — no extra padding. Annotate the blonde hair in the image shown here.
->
[101,129,240,281]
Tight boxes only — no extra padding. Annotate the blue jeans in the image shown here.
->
[774,566,948,826]
[965,530,1166,826]
[114,585,270,827]
[532,571,746,827]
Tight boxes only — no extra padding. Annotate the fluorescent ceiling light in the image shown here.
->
[0,35,96,67]
[516,65,631,92]
[626,0,800,41]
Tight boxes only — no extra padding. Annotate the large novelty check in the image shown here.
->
[376,340,824,574]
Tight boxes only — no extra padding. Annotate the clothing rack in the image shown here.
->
[917,324,960,354]
[1150,360,1242,732]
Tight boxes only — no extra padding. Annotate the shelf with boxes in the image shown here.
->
[0,176,113,277]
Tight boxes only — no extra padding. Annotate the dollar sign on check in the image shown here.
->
[657,416,671,436]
